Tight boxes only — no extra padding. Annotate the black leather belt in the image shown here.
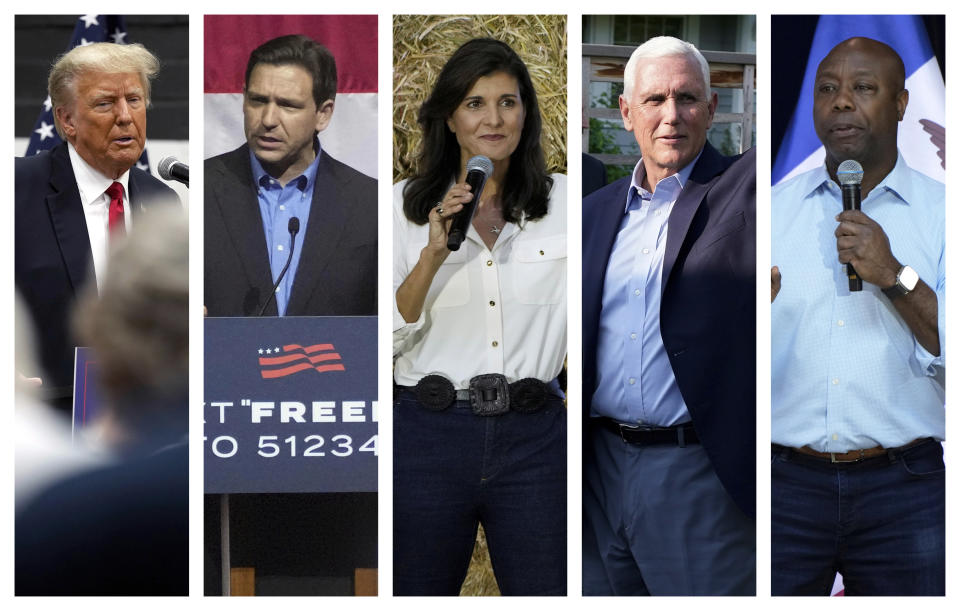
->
[595,417,699,446]
[399,374,559,416]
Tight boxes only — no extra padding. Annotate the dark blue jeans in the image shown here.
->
[771,439,945,596]
[393,391,567,595]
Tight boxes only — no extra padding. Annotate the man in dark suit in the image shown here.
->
[582,152,607,197]
[15,42,179,405]
[582,36,755,595]
[204,34,376,317]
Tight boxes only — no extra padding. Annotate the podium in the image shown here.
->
[205,317,377,595]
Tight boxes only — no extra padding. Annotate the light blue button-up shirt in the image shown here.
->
[250,143,321,316]
[591,153,700,426]
[771,154,945,452]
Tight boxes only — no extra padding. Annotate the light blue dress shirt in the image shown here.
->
[771,154,945,452]
[250,143,321,316]
[591,154,700,426]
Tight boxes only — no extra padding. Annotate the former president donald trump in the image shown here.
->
[15,42,178,406]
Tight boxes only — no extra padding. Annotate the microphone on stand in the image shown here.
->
[257,217,300,316]
[157,157,189,187]
[446,155,493,251]
[838,159,863,292]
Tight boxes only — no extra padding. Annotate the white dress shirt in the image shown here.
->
[393,174,567,389]
[67,142,132,291]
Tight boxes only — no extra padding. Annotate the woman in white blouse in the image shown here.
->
[393,38,567,595]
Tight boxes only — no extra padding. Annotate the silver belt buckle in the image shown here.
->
[830,449,865,463]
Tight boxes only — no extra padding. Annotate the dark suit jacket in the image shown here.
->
[15,142,179,397]
[204,144,377,316]
[16,439,188,595]
[583,143,756,517]
[582,152,607,197]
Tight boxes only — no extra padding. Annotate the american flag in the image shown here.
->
[26,14,151,173]
[258,343,345,379]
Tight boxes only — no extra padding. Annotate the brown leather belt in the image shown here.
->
[778,438,928,464]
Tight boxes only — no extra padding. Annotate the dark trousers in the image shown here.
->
[583,424,755,595]
[771,439,945,596]
[393,391,566,595]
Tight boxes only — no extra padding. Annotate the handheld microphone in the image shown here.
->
[838,159,863,292]
[257,217,301,316]
[158,157,189,187]
[447,155,493,251]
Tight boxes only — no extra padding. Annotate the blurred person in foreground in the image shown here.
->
[16,207,188,596]
[393,38,567,595]
[16,41,179,411]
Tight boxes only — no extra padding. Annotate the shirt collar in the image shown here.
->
[800,150,914,206]
[67,141,131,207]
[249,137,322,193]
[625,148,703,213]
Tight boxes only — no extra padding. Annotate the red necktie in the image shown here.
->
[106,181,125,237]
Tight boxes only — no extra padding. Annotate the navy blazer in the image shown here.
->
[204,144,377,317]
[15,142,179,396]
[583,143,756,517]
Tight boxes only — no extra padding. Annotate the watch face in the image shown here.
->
[900,266,920,291]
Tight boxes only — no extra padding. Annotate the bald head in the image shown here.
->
[818,37,905,91]
[813,36,908,192]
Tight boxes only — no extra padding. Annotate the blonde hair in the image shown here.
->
[48,42,160,138]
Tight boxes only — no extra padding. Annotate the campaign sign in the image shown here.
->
[73,347,103,431]
[204,317,377,493]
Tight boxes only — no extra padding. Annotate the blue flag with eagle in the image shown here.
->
[26,14,151,173]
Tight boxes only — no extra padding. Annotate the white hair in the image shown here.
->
[622,36,711,100]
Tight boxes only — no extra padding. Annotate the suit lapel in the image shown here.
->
[215,146,277,313]
[662,143,726,293]
[286,152,349,314]
[46,144,93,292]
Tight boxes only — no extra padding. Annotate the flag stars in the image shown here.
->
[34,121,55,141]
[79,38,92,47]
[258,349,264,355]
[110,28,127,44]
[43,96,52,112]
[136,161,149,172]
[80,15,99,28]
[274,347,280,352]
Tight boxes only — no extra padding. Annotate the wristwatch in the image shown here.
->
[882,265,919,299]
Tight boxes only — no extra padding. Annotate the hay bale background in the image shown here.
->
[393,14,567,183]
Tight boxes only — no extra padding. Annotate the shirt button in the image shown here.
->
[634,289,641,296]
[277,244,284,251]
[832,378,839,385]
[628,377,636,385]
[837,320,845,327]
[492,341,499,347]
[539,250,545,256]
[489,300,495,307]
[486,260,493,266]
[270,179,277,185]
[279,205,285,211]
[630,333,637,340]
[832,434,839,441]
[642,248,650,254]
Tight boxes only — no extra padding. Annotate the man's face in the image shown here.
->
[813,41,907,169]
[620,54,717,185]
[57,71,147,179]
[243,63,333,179]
